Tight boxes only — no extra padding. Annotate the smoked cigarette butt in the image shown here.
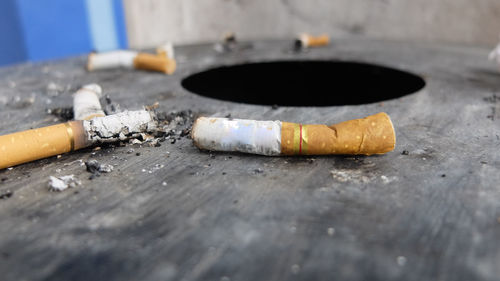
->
[0,110,156,169]
[0,121,89,169]
[133,53,176,74]
[281,112,395,155]
[192,112,395,156]
[73,84,105,120]
[299,33,330,47]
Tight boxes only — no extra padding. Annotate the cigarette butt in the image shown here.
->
[281,112,395,155]
[133,53,176,74]
[192,112,395,156]
[0,110,156,169]
[0,121,89,169]
[73,84,105,120]
[298,33,330,48]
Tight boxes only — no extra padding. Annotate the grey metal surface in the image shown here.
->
[0,38,499,281]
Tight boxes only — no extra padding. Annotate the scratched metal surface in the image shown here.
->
[0,39,499,281]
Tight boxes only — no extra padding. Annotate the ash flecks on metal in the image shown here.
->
[47,107,74,121]
[155,109,196,143]
[48,175,81,192]
[85,160,114,180]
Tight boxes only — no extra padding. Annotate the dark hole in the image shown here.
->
[181,60,425,106]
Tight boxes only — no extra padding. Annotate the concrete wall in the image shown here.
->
[123,0,500,48]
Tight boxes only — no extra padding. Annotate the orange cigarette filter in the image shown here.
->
[281,112,395,156]
[301,34,330,47]
[0,121,90,169]
[133,53,176,75]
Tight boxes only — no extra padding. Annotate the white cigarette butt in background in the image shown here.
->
[87,50,138,71]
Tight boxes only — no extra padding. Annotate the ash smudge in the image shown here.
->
[85,160,114,179]
[47,107,74,121]
[155,109,196,143]
[102,94,122,115]
[0,190,13,200]
[48,175,81,191]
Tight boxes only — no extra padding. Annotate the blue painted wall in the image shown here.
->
[0,0,27,65]
[0,0,128,66]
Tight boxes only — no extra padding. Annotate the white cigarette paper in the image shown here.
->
[489,40,500,68]
[87,50,138,71]
[157,42,175,59]
[73,84,105,120]
[192,117,281,156]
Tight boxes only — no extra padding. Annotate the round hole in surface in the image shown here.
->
[181,60,425,106]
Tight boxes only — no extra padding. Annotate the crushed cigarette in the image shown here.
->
[73,84,105,120]
[48,175,81,192]
[192,112,395,156]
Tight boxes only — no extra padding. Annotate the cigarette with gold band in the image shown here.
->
[73,84,105,120]
[192,112,395,156]
[296,33,330,48]
[87,50,176,74]
[0,110,156,169]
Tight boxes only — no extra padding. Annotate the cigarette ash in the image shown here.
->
[84,110,158,143]
[330,157,397,184]
[154,109,196,144]
[85,160,113,180]
[48,175,81,192]
[102,94,122,115]
[0,190,13,200]
[47,107,74,121]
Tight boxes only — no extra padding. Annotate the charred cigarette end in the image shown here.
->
[191,113,395,156]
[73,84,105,120]
[87,50,138,71]
[0,121,88,169]
[281,112,395,156]
[133,53,176,75]
[298,33,330,48]
[156,42,175,59]
[192,117,282,156]
[83,110,157,143]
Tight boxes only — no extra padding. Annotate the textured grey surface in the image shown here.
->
[0,38,500,281]
[124,0,500,48]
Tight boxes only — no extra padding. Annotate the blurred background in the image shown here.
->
[1,0,500,66]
